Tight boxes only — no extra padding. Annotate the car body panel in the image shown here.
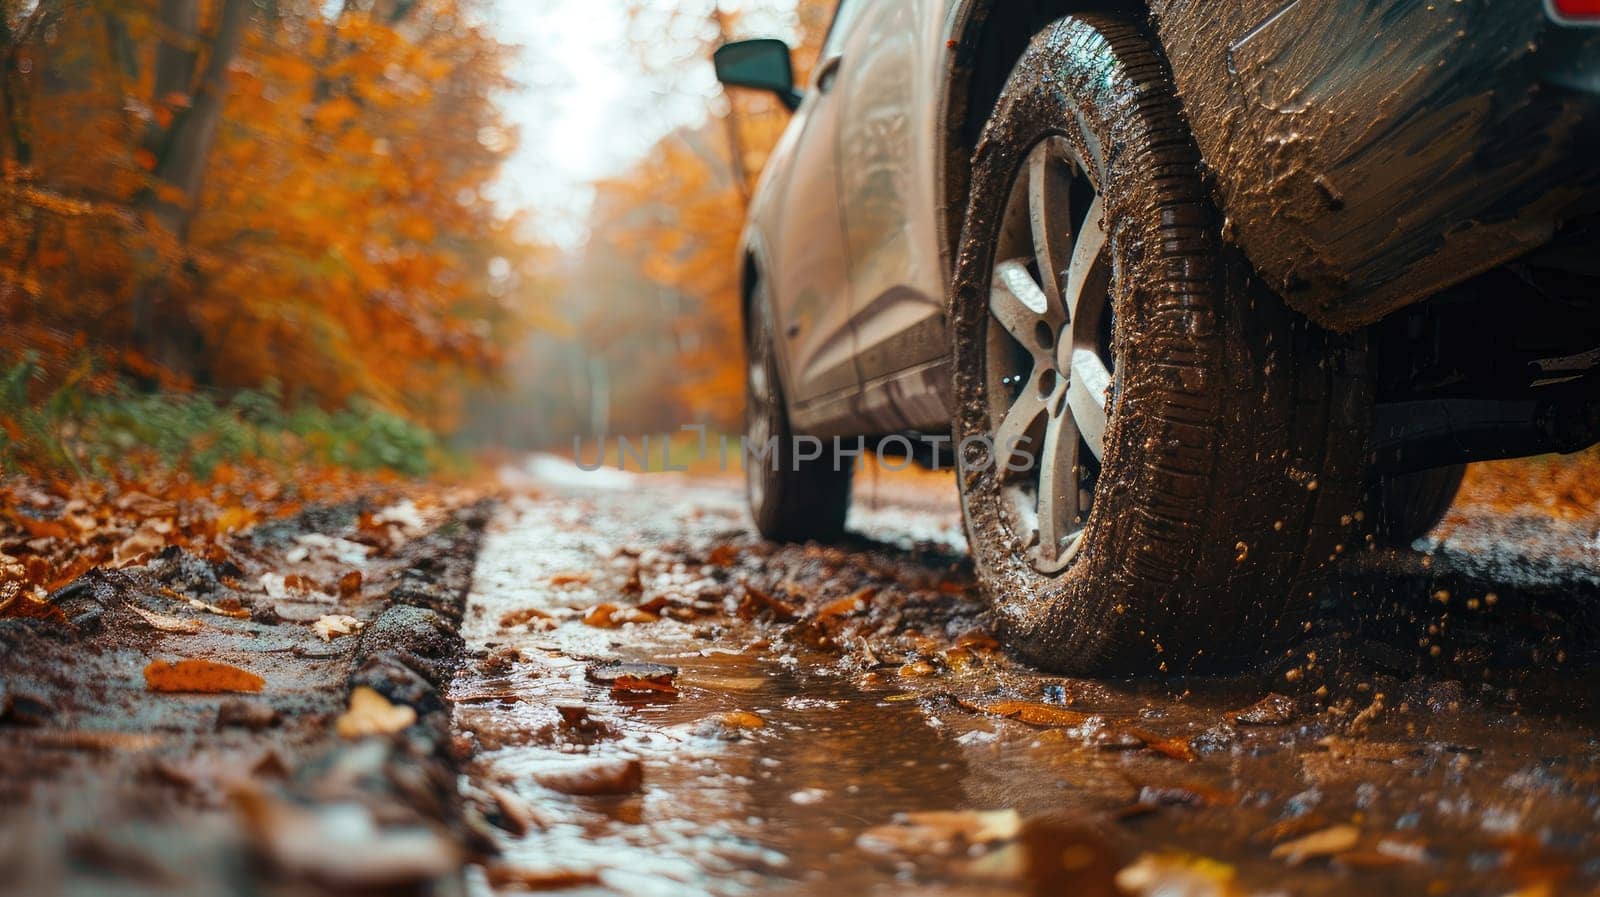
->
[1150,0,1600,331]
[751,57,862,408]
[740,0,1600,436]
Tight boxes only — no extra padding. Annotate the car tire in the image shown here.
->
[948,15,1372,675]
[1370,465,1465,547]
[745,279,853,542]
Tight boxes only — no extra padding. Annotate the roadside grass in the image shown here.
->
[0,357,441,480]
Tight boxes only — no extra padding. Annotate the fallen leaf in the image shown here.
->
[715,710,766,730]
[337,570,364,598]
[815,586,877,621]
[313,614,363,641]
[1129,729,1198,762]
[114,518,172,566]
[611,674,679,698]
[483,783,545,836]
[857,809,1022,858]
[1232,693,1297,726]
[232,786,461,887]
[583,603,658,627]
[586,662,678,684]
[1116,851,1241,897]
[534,758,643,795]
[185,596,251,619]
[1270,824,1360,865]
[499,607,554,629]
[12,729,164,751]
[484,864,600,890]
[128,604,204,634]
[965,699,1093,728]
[550,571,592,586]
[335,686,417,738]
[145,658,265,694]
[0,593,69,625]
[737,584,797,621]
[705,544,739,567]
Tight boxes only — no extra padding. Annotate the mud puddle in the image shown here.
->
[455,466,1600,896]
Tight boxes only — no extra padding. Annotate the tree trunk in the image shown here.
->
[131,0,252,378]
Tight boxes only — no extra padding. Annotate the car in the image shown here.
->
[713,0,1600,675]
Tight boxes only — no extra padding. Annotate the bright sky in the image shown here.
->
[485,0,798,247]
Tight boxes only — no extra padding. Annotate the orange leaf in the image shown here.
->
[144,658,265,694]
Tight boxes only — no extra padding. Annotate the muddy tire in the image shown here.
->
[949,16,1372,675]
[1370,465,1465,547]
[745,280,853,542]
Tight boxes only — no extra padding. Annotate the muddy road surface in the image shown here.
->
[454,459,1600,897]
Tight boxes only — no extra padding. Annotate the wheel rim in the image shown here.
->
[984,136,1114,574]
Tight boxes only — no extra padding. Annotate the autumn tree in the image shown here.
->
[590,0,832,432]
[0,0,537,430]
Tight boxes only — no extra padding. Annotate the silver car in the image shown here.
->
[714,1,1600,674]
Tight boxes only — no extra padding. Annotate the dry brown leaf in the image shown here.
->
[1129,728,1198,762]
[483,864,601,890]
[549,571,592,586]
[114,518,172,566]
[313,614,362,641]
[11,729,165,752]
[1270,824,1360,865]
[337,569,363,598]
[499,607,553,628]
[715,710,766,730]
[857,809,1022,859]
[483,783,545,837]
[184,595,251,619]
[970,699,1093,728]
[1232,693,1297,726]
[336,686,416,738]
[611,674,679,698]
[534,758,643,795]
[705,544,739,567]
[737,584,797,621]
[815,586,878,621]
[128,604,204,634]
[0,593,69,625]
[144,658,265,694]
[582,603,656,627]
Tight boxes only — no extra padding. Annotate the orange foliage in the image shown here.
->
[593,1,832,429]
[0,0,537,428]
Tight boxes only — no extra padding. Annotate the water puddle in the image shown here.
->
[455,485,1600,897]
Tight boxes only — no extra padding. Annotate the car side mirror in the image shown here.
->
[714,39,802,112]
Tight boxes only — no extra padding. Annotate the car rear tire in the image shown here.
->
[1370,465,1465,547]
[949,16,1372,675]
[745,280,853,542]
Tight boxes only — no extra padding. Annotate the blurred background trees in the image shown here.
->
[1,0,537,441]
[461,0,832,448]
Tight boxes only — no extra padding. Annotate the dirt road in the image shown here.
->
[454,459,1600,897]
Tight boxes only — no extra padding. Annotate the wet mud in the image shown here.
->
[0,498,493,897]
[458,463,1600,896]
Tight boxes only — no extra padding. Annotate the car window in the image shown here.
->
[821,0,870,58]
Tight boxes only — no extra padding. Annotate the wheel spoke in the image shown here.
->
[991,259,1060,360]
[1034,402,1080,564]
[1063,195,1106,330]
[1028,141,1073,312]
[993,386,1048,477]
[1067,348,1111,461]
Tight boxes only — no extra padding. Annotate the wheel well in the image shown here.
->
[940,0,1147,266]
[740,251,759,343]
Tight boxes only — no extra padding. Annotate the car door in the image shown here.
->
[831,0,950,411]
[762,0,871,410]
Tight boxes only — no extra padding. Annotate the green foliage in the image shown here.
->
[0,357,438,478]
